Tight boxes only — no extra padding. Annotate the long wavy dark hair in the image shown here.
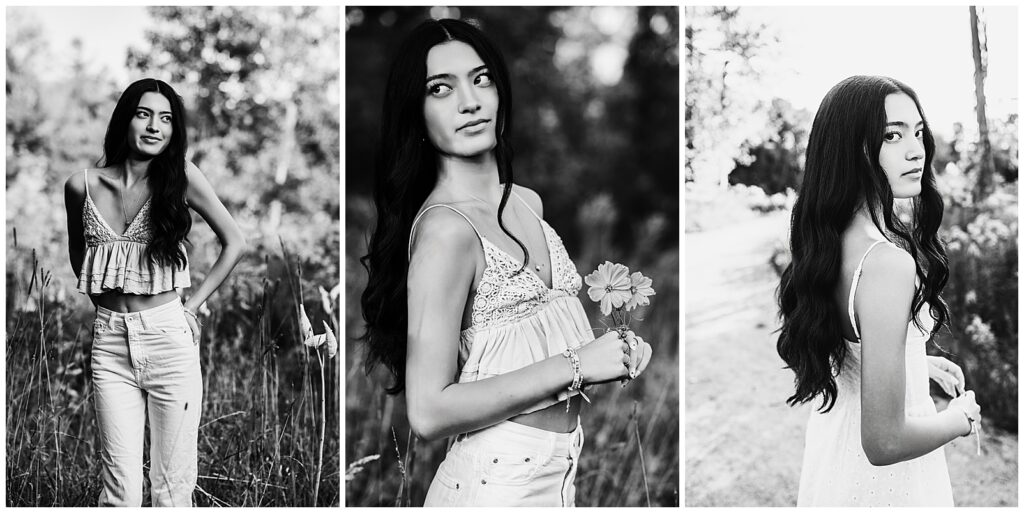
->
[99,78,191,269]
[777,76,950,412]
[360,19,526,394]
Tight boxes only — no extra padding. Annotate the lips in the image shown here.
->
[902,167,923,176]
[457,119,490,132]
[140,135,162,144]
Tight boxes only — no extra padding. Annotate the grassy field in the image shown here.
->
[5,241,340,507]
[684,212,1017,506]
[344,197,680,507]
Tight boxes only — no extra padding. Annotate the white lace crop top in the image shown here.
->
[77,169,191,295]
[407,191,596,414]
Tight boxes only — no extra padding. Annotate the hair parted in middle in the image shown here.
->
[360,18,526,394]
[776,75,950,413]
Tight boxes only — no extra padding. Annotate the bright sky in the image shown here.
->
[741,6,1018,138]
[12,6,150,84]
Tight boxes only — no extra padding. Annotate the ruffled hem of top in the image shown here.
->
[458,295,595,414]
[77,241,191,295]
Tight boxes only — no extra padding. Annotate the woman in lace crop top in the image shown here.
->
[776,76,980,506]
[63,78,246,506]
[360,20,653,506]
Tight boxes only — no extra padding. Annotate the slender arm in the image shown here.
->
[858,246,970,466]
[181,161,247,312]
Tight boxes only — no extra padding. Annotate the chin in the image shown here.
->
[893,187,922,199]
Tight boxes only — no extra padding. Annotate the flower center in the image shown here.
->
[630,286,637,294]
[604,285,613,293]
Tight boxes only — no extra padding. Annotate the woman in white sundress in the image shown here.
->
[358,19,655,507]
[776,76,981,506]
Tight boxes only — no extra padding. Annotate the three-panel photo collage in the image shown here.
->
[3,4,1019,508]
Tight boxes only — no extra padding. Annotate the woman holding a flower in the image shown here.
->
[776,76,981,506]
[360,19,654,506]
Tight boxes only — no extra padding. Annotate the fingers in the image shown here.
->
[627,334,640,378]
[636,341,652,375]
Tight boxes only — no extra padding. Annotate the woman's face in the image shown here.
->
[128,91,174,159]
[878,93,926,198]
[422,40,498,158]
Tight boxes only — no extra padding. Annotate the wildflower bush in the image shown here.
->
[935,163,1018,432]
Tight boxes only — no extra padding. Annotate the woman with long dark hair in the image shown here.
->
[63,78,246,506]
[360,19,654,506]
[777,75,981,506]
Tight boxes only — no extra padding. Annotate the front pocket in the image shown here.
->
[478,451,545,486]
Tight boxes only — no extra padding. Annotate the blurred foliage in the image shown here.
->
[684,6,778,188]
[6,6,340,505]
[344,6,679,506]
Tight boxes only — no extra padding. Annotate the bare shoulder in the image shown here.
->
[184,160,206,181]
[410,206,480,261]
[63,169,88,200]
[860,242,916,290]
[511,183,543,217]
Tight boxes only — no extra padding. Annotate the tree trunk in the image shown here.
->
[969,6,995,199]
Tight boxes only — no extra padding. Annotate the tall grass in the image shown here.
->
[5,240,340,507]
[344,195,680,506]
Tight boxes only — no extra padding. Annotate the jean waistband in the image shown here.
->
[457,417,583,457]
[95,297,184,328]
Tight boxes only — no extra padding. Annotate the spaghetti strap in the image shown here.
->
[847,239,892,341]
[83,168,90,198]
[408,204,484,261]
[510,189,542,221]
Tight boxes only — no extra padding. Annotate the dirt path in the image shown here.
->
[684,213,1017,506]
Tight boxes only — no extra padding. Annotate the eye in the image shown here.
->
[135,110,149,119]
[475,72,493,87]
[161,115,173,123]
[426,82,453,97]
[915,128,924,139]
[883,131,902,143]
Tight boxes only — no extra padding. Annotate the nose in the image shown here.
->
[906,137,924,161]
[458,85,481,114]
[146,117,159,133]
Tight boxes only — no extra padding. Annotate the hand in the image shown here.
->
[577,330,653,385]
[576,330,633,385]
[927,355,965,397]
[183,308,202,345]
[623,330,653,381]
[948,390,981,437]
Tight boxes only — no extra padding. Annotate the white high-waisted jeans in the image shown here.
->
[91,298,202,507]
[423,418,584,507]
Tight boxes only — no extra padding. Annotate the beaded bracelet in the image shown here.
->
[562,348,583,413]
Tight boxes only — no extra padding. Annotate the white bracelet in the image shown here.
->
[183,308,202,327]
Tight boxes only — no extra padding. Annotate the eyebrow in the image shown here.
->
[137,106,173,115]
[885,120,924,128]
[425,64,488,84]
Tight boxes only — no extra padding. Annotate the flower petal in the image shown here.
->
[323,321,338,358]
[299,304,314,341]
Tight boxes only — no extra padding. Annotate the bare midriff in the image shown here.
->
[92,289,181,313]
[510,394,582,433]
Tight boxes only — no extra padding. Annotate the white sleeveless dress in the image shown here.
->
[797,240,954,506]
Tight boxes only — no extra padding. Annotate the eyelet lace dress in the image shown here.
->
[797,240,953,506]
[408,192,595,414]
[77,169,190,295]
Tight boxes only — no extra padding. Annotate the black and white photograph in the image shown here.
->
[6,6,340,506]
[345,6,679,507]
[685,5,1017,507]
